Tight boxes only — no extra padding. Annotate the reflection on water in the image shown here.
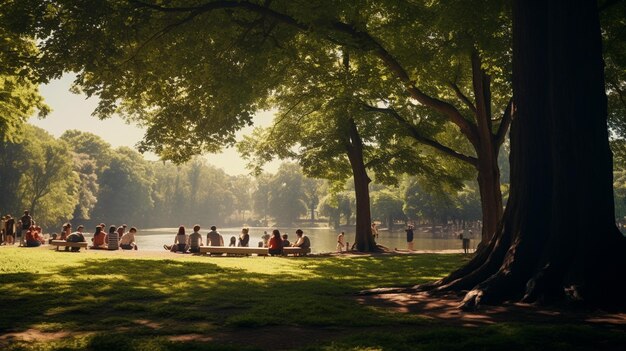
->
[134,227,476,253]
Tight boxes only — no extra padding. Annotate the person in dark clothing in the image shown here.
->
[238,227,250,247]
[405,224,414,251]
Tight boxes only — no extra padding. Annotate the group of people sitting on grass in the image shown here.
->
[165,225,311,255]
[50,222,139,252]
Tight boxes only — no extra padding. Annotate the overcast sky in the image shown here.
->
[29,74,280,176]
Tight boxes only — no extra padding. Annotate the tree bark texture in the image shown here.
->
[413,0,626,308]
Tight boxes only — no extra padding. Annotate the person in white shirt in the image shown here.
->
[337,231,345,252]
[120,227,138,250]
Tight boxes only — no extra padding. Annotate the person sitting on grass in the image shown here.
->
[292,229,311,250]
[165,225,188,253]
[25,226,45,247]
[268,229,283,256]
[66,225,87,252]
[91,226,107,249]
[188,225,203,253]
[120,227,138,250]
[281,234,290,247]
[105,225,120,250]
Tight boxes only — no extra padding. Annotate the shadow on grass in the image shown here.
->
[0,255,465,335]
[3,254,626,351]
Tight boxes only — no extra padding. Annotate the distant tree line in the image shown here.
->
[0,125,486,232]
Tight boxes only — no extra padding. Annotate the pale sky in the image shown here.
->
[29,74,280,175]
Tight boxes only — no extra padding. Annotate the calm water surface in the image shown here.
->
[134,227,476,253]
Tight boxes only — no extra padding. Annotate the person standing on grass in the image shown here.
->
[120,227,139,250]
[3,215,15,245]
[268,229,283,256]
[207,225,224,246]
[188,225,203,253]
[337,231,345,252]
[405,224,414,251]
[20,210,32,234]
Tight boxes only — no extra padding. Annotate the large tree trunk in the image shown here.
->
[476,154,503,244]
[346,118,379,252]
[385,0,626,308]
[471,50,505,245]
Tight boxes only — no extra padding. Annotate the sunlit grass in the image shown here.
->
[1,247,624,350]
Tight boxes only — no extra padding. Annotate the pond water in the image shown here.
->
[134,227,477,253]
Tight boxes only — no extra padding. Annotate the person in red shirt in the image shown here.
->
[268,229,283,256]
[91,226,107,249]
[26,226,45,247]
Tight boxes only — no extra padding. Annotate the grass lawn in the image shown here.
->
[0,247,624,350]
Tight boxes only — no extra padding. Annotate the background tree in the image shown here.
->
[60,130,113,171]
[69,153,99,222]
[370,190,406,230]
[230,174,253,223]
[90,147,154,226]
[266,163,308,225]
[252,173,272,226]
[17,126,77,227]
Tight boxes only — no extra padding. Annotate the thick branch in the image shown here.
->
[363,104,478,167]
[471,50,494,140]
[331,22,479,146]
[448,82,478,115]
[495,97,513,147]
[130,0,307,30]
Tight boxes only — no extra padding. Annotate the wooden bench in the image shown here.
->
[198,246,311,256]
[199,246,268,255]
[51,240,88,251]
[283,247,311,256]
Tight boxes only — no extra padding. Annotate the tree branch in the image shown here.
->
[362,104,478,167]
[131,1,480,147]
[495,97,513,148]
[448,81,478,116]
[331,22,480,147]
